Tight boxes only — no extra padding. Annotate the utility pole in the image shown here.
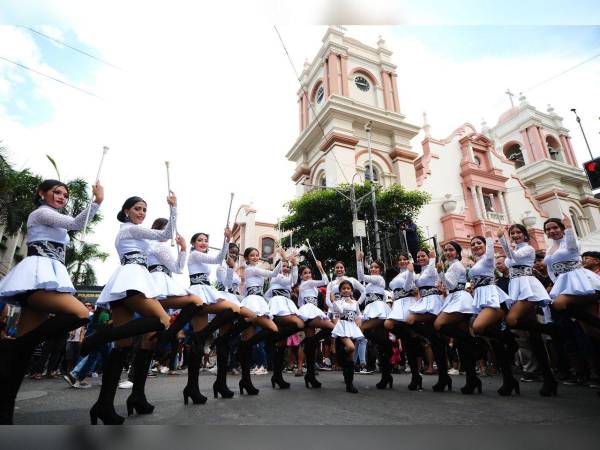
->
[365,121,382,260]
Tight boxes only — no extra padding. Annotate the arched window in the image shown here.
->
[569,209,583,237]
[504,143,525,169]
[364,164,379,182]
[261,237,275,258]
[316,171,327,187]
[546,135,564,162]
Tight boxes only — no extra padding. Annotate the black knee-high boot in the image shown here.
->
[212,315,251,348]
[336,339,357,393]
[17,314,89,347]
[413,322,452,392]
[439,323,480,394]
[90,347,131,425]
[213,337,234,398]
[82,317,165,356]
[376,339,393,389]
[0,340,34,425]
[565,304,600,330]
[193,309,237,344]
[529,332,558,397]
[156,304,202,351]
[391,323,422,390]
[126,348,155,416]
[238,341,259,395]
[490,338,519,396]
[183,339,208,405]
[303,336,321,388]
[314,328,332,342]
[271,342,290,389]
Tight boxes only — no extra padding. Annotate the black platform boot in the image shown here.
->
[182,339,208,405]
[82,317,165,356]
[271,342,291,389]
[375,339,393,389]
[414,323,452,392]
[530,332,558,397]
[391,323,422,391]
[456,337,481,395]
[126,348,155,415]
[213,338,234,399]
[211,315,251,349]
[155,304,202,355]
[491,339,520,396]
[303,336,322,388]
[0,340,34,425]
[90,347,131,425]
[238,342,259,395]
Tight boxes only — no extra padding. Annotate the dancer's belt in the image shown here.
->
[303,296,318,307]
[272,288,291,298]
[333,293,342,301]
[551,261,582,276]
[471,276,494,289]
[419,286,441,297]
[393,288,416,300]
[364,293,385,305]
[509,265,533,278]
[448,282,466,294]
[246,286,263,296]
[215,282,226,291]
[27,240,65,264]
[340,310,357,321]
[120,251,147,267]
[148,264,171,276]
[189,272,210,285]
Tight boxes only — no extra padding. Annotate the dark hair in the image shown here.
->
[508,224,529,242]
[117,196,146,222]
[243,247,259,260]
[334,260,345,268]
[338,280,353,292]
[543,218,565,233]
[582,251,600,260]
[299,265,312,276]
[190,232,209,247]
[443,240,462,260]
[416,248,429,258]
[228,242,239,251]
[534,250,546,261]
[395,253,410,263]
[470,235,486,246]
[151,217,168,230]
[35,179,68,206]
[371,260,385,273]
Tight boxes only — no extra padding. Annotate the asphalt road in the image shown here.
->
[13,370,600,425]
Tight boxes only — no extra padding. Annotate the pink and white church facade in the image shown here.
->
[286,26,600,251]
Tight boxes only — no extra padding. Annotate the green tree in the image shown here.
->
[278,183,430,275]
[65,241,109,285]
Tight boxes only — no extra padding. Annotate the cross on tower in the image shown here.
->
[505,89,515,108]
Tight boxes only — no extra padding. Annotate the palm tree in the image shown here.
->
[65,241,109,286]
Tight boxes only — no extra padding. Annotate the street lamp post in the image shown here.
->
[365,121,382,261]
[571,108,594,160]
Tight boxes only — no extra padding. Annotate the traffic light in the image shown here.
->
[584,157,600,190]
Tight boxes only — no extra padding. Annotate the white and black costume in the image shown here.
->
[325,276,365,317]
[438,258,477,314]
[297,272,329,322]
[357,261,390,320]
[545,228,600,298]
[187,239,229,305]
[470,237,511,311]
[240,262,282,318]
[0,203,99,300]
[408,258,444,315]
[387,269,418,322]
[331,298,364,339]
[147,240,191,299]
[266,265,300,317]
[96,207,176,306]
[216,264,242,305]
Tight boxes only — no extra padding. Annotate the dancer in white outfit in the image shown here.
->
[499,224,557,397]
[469,230,519,397]
[86,194,178,425]
[433,241,480,395]
[356,251,393,390]
[297,260,333,389]
[331,280,363,393]
[0,180,102,425]
[186,229,242,402]
[383,254,422,391]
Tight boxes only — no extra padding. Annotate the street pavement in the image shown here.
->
[14,370,600,425]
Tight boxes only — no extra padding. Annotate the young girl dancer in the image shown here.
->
[499,224,556,396]
[0,180,102,424]
[384,254,422,390]
[469,230,517,396]
[87,194,178,424]
[433,241,480,394]
[187,230,241,402]
[356,251,392,389]
[405,249,449,392]
[331,280,364,393]
[297,260,333,388]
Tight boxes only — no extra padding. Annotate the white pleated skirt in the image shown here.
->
[96,264,161,306]
[188,284,222,305]
[151,272,193,299]
[549,268,600,299]
[217,290,242,306]
[332,320,364,339]
[362,300,391,320]
[298,303,327,321]
[508,276,551,303]
[0,256,75,302]
[269,295,299,317]
[409,294,444,315]
[440,290,477,314]
[472,285,511,311]
[387,297,418,322]
[241,294,271,317]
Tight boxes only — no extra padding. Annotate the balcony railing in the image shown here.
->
[486,211,505,223]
